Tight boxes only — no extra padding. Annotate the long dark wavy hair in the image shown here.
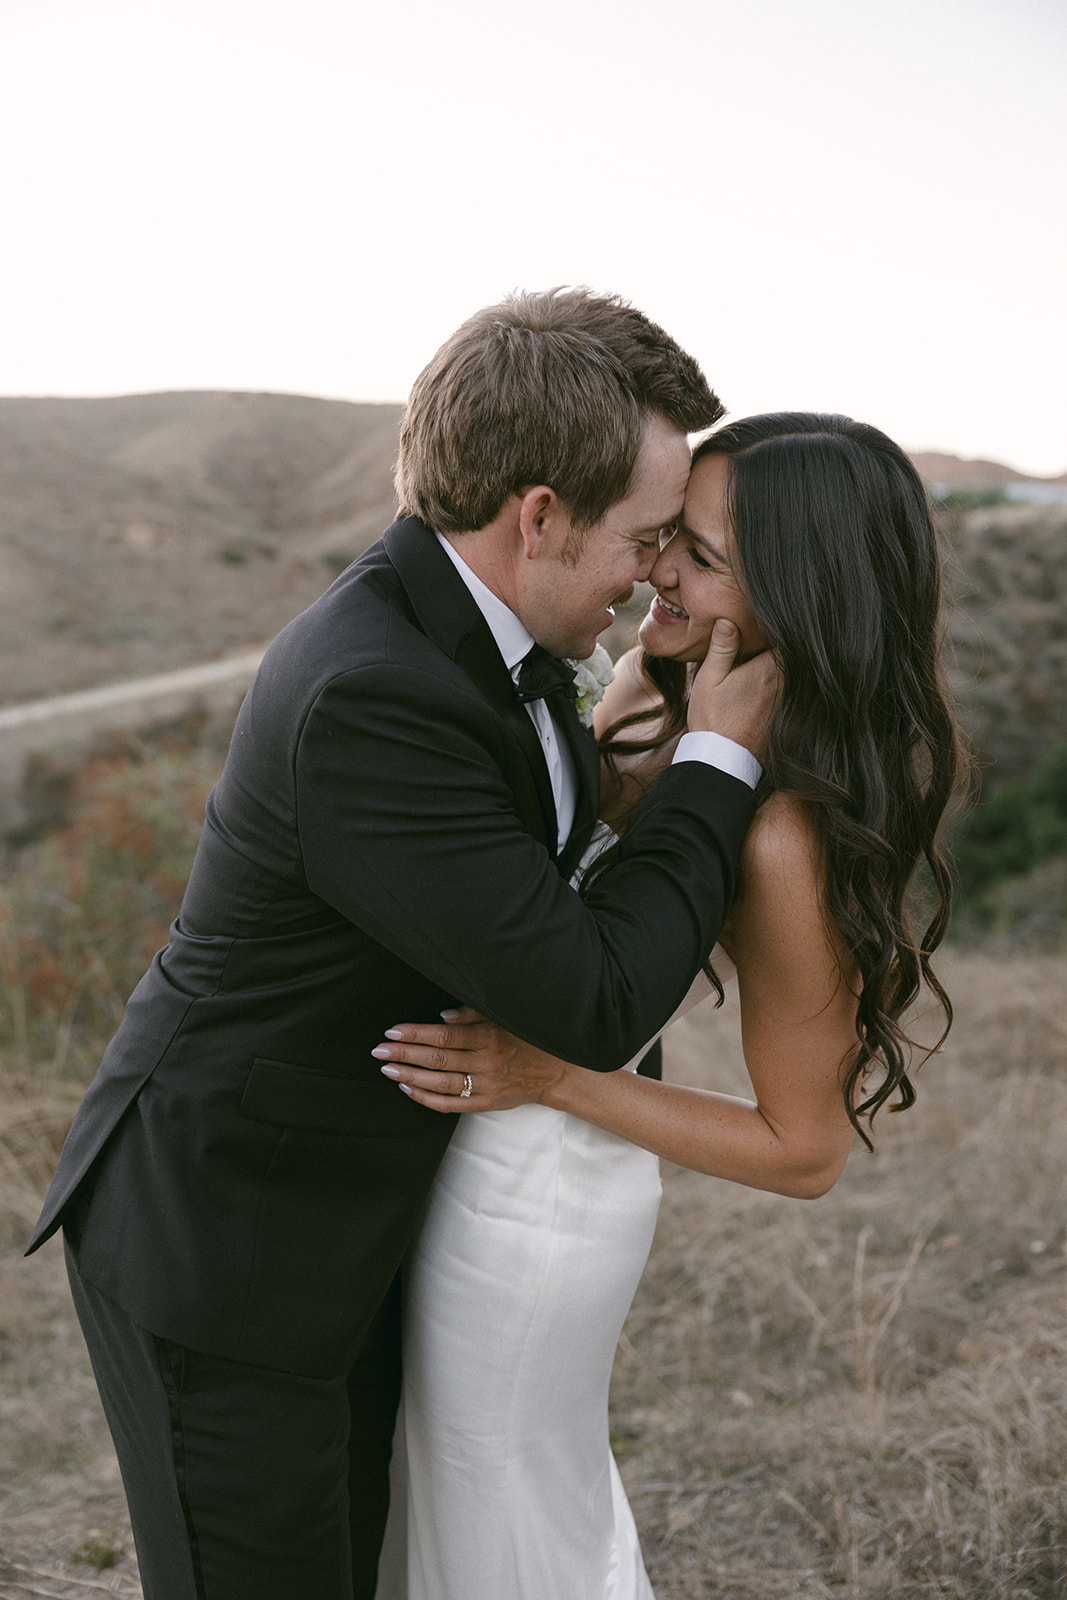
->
[599,413,967,1148]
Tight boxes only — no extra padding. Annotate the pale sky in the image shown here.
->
[1,0,1064,476]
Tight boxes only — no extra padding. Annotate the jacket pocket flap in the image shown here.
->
[240,1057,389,1135]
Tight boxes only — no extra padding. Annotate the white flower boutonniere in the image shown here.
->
[566,644,615,728]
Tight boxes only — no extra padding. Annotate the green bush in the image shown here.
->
[950,741,1067,941]
[935,487,1012,511]
[954,742,1067,895]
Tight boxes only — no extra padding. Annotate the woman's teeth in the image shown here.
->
[657,596,687,619]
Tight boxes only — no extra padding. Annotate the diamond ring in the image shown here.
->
[460,1073,473,1098]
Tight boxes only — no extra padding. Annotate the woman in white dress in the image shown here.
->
[373,414,965,1599]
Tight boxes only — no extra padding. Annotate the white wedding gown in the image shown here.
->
[375,952,732,1600]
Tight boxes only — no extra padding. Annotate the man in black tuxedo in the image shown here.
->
[28,289,774,1598]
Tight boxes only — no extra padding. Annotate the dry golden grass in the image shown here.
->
[0,759,1063,1599]
[0,1232,140,1596]
[615,951,1067,1598]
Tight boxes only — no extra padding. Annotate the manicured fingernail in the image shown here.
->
[379,1064,401,1080]
[397,1082,413,1096]
[440,1009,460,1020]
[371,1046,392,1060]
[384,1029,404,1040]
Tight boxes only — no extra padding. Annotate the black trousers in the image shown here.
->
[65,1241,401,1600]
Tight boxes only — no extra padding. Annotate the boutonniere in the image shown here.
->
[566,644,615,728]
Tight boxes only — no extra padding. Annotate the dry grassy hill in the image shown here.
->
[3,944,1063,1596]
[909,450,1067,489]
[0,400,1063,1594]
[0,392,402,705]
[941,501,1067,784]
[2,393,1063,792]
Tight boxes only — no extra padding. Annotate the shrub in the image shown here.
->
[0,747,220,1074]
[953,742,1067,888]
[950,741,1067,942]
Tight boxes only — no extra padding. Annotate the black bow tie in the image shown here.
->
[514,645,577,705]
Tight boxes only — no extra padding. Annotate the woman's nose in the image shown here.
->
[649,535,677,588]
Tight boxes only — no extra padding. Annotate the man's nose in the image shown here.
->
[636,545,660,582]
[648,538,676,587]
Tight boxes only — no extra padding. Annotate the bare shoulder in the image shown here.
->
[729,791,857,990]
[726,791,827,957]
[742,790,822,886]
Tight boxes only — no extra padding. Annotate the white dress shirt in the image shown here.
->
[436,534,760,854]
[437,534,578,852]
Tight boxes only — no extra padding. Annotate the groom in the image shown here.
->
[28,289,775,1598]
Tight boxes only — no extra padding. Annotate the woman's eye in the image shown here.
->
[689,547,712,570]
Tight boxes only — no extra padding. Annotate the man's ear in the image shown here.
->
[517,486,560,560]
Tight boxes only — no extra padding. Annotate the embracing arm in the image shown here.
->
[376,796,858,1199]
[295,623,776,1073]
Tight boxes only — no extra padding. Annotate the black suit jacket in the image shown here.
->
[28,517,754,1376]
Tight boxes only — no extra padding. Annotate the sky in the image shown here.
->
[1,0,1064,477]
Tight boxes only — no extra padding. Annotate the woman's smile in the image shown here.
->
[639,454,769,664]
[650,592,687,622]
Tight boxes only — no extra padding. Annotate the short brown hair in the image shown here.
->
[395,288,724,534]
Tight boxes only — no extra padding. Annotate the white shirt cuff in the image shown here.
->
[672,730,762,790]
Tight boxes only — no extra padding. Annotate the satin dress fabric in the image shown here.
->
[376,950,734,1600]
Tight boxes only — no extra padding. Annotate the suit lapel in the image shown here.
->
[455,630,562,853]
[382,518,561,855]
[556,693,601,881]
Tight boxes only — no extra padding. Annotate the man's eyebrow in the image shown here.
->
[678,519,729,565]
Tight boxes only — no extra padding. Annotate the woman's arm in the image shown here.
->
[375,795,858,1200]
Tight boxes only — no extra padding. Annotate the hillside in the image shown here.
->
[0,392,402,705]
[908,450,1067,488]
[1,394,1063,792]
[941,501,1067,783]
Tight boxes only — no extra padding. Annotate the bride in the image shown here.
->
[372,413,965,1598]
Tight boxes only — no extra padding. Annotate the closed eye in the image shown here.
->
[684,534,732,575]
